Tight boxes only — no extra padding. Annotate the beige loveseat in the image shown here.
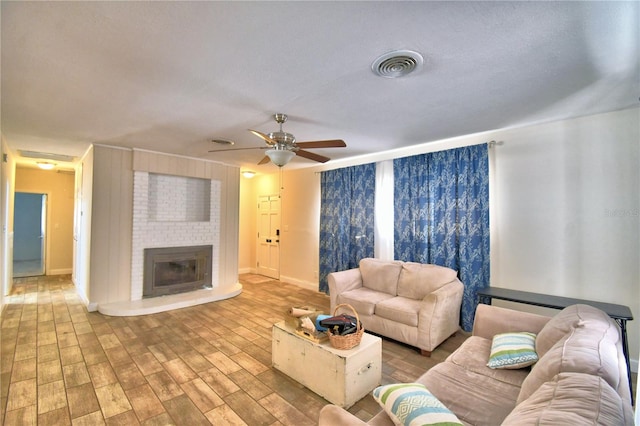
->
[319,303,634,425]
[328,258,464,355]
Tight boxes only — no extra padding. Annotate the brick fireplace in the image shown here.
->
[143,245,213,298]
[88,147,241,318]
[131,171,221,301]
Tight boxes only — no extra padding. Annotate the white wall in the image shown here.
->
[238,174,257,273]
[1,137,17,306]
[279,169,321,289]
[637,372,640,425]
[74,146,94,307]
[240,107,640,369]
[491,109,639,295]
[492,108,639,371]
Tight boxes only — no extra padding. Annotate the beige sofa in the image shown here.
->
[319,303,634,425]
[328,258,464,355]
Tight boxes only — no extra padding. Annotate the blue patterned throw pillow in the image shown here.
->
[487,331,538,369]
[372,383,463,426]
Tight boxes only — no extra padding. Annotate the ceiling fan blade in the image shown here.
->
[296,149,331,163]
[258,155,271,165]
[295,139,346,149]
[248,129,277,145]
[208,147,268,153]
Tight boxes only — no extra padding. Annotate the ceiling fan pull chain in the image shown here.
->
[279,167,286,195]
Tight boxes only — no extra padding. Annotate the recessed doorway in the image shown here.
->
[13,192,47,277]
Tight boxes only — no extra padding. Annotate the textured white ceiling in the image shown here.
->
[2,1,638,170]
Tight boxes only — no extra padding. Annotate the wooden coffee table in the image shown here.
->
[272,321,382,408]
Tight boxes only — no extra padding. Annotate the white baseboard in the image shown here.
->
[73,283,97,312]
[48,268,72,275]
[237,270,320,293]
[279,275,321,293]
[237,270,319,292]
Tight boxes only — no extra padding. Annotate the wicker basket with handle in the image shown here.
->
[327,303,364,350]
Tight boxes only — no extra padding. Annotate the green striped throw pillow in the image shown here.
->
[487,331,538,369]
[372,383,463,426]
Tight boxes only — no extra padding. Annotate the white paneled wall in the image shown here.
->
[131,171,221,300]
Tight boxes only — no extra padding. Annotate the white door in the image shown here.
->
[257,194,280,279]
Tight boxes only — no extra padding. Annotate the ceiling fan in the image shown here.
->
[209,113,346,167]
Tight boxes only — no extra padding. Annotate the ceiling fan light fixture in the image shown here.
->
[372,49,424,78]
[265,149,295,167]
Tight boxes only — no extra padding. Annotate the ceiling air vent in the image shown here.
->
[211,138,235,146]
[372,50,424,78]
[19,150,75,162]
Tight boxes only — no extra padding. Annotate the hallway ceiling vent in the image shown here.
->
[211,138,235,146]
[372,50,424,78]
[19,150,76,162]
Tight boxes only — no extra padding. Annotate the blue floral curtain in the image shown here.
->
[319,164,376,293]
[394,144,489,331]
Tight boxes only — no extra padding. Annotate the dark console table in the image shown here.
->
[477,286,634,403]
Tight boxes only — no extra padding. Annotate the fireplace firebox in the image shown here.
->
[143,245,212,298]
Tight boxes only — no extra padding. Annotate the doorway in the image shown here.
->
[256,194,280,279]
[13,192,47,277]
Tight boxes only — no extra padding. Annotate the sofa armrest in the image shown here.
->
[328,268,363,311]
[418,279,464,351]
[472,304,551,339]
[318,405,369,426]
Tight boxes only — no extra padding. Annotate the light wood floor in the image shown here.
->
[1,274,467,425]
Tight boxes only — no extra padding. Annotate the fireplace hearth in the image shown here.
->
[143,245,213,298]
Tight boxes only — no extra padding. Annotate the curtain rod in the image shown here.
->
[315,140,504,174]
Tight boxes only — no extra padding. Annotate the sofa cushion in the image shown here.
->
[374,297,422,327]
[372,383,463,426]
[396,263,457,300]
[359,258,403,295]
[447,336,530,387]
[487,332,538,369]
[338,288,394,316]
[504,373,633,426]
[535,304,596,358]
[517,311,623,404]
[418,361,520,425]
